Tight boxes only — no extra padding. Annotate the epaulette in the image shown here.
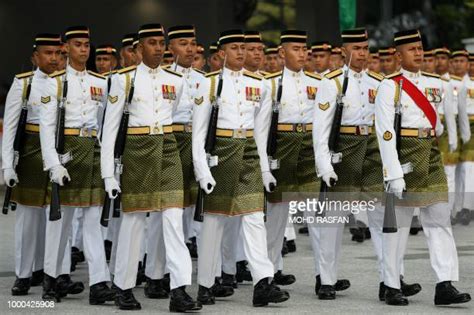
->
[450,75,462,81]
[367,71,384,82]
[304,71,322,80]
[163,67,183,77]
[441,77,450,82]
[162,65,171,69]
[15,71,34,79]
[88,70,106,80]
[325,69,343,79]
[421,71,440,79]
[259,71,269,76]
[205,70,220,78]
[243,71,262,80]
[49,69,66,78]
[264,71,282,80]
[117,65,137,75]
[385,71,402,79]
[193,68,206,75]
[103,70,117,76]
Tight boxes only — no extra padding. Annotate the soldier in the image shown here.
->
[40,25,114,304]
[422,49,436,73]
[192,29,290,307]
[101,23,201,312]
[207,42,223,72]
[192,43,206,71]
[379,47,399,75]
[3,34,62,296]
[367,50,381,73]
[119,34,137,68]
[264,44,282,74]
[375,29,471,306]
[329,46,344,70]
[162,49,174,66]
[95,44,118,74]
[469,53,474,77]
[304,49,317,72]
[312,41,332,75]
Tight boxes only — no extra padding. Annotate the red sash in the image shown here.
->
[391,75,437,129]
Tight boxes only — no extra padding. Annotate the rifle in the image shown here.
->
[382,79,412,233]
[2,73,33,215]
[263,71,283,221]
[50,64,71,221]
[194,57,226,222]
[317,54,352,216]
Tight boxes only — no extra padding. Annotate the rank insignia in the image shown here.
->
[108,95,118,104]
[318,102,329,111]
[162,85,176,100]
[41,96,51,104]
[468,89,474,99]
[194,96,204,105]
[368,89,377,104]
[306,86,317,100]
[90,87,103,101]
[424,88,441,103]
[245,87,261,102]
[383,131,392,141]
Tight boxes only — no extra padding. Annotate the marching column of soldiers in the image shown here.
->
[2,22,473,312]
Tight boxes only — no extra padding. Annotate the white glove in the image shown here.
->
[3,168,18,187]
[322,171,338,187]
[262,171,277,193]
[449,141,457,153]
[104,177,121,199]
[199,176,216,194]
[387,178,406,199]
[50,165,71,186]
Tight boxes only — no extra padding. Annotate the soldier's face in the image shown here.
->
[342,41,369,71]
[380,55,398,75]
[120,46,137,67]
[450,56,468,76]
[329,54,343,70]
[219,43,246,70]
[95,55,116,74]
[398,42,423,71]
[265,54,280,73]
[208,53,223,72]
[244,43,265,70]
[435,54,450,74]
[281,43,307,71]
[192,54,206,70]
[312,51,331,73]
[66,38,90,64]
[304,53,315,72]
[422,56,436,73]
[470,61,474,77]
[368,56,381,73]
[139,36,165,67]
[33,46,62,74]
[169,38,197,68]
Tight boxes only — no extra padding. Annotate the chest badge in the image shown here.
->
[245,87,261,102]
[368,89,377,104]
[306,86,317,100]
[318,102,329,111]
[162,85,177,100]
[424,88,441,103]
[90,87,103,102]
[41,96,51,104]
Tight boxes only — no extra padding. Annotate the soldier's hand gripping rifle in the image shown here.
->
[100,68,115,227]
[316,55,351,216]
[50,66,71,221]
[194,57,226,222]
[2,74,33,215]
[263,71,283,221]
[382,79,413,233]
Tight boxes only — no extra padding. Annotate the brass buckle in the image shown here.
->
[150,125,164,135]
[80,128,94,137]
[233,128,247,139]
[418,128,431,138]
[358,125,369,136]
[295,123,304,133]
[184,123,192,133]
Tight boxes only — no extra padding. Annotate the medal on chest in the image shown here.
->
[424,87,442,103]
[162,85,176,100]
[90,87,103,102]
[368,89,377,104]
[306,86,317,100]
[245,86,261,102]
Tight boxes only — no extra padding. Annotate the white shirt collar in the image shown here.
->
[401,68,421,78]
[172,62,191,74]
[283,66,303,78]
[35,68,49,79]
[343,65,363,78]
[139,62,160,74]
[66,64,87,77]
[223,66,243,77]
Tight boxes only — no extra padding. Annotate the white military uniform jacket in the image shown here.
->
[192,67,271,182]
[2,69,50,170]
[375,68,455,181]
[40,66,107,171]
[100,62,184,179]
[464,75,474,118]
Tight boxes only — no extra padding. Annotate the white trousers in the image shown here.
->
[198,212,273,288]
[383,202,459,289]
[455,162,474,211]
[265,203,289,273]
[114,208,191,290]
[15,205,45,278]
[444,165,457,215]
[71,208,83,250]
[284,216,296,241]
[221,216,241,275]
[304,209,321,275]
[44,206,110,285]
[182,205,195,241]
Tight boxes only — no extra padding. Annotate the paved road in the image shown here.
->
[0,204,473,314]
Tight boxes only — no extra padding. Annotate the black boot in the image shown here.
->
[315,275,321,295]
[298,226,309,235]
[384,286,408,306]
[286,240,296,253]
[89,282,115,305]
[31,270,44,286]
[434,281,471,305]
[11,277,31,296]
[400,278,421,297]
[458,208,471,226]
[236,261,252,282]
[71,246,85,263]
[350,221,366,243]
[136,261,146,286]
[197,285,215,305]
[144,277,169,299]
[379,282,386,301]
[410,216,422,235]
[222,272,238,288]
[115,287,141,310]
[188,237,198,259]
[318,285,336,300]
[211,278,234,297]
[163,273,171,293]
[42,274,60,302]
[281,238,289,256]
[169,286,202,312]
[273,270,296,286]
[57,274,84,297]
[252,277,290,307]
[335,279,351,291]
